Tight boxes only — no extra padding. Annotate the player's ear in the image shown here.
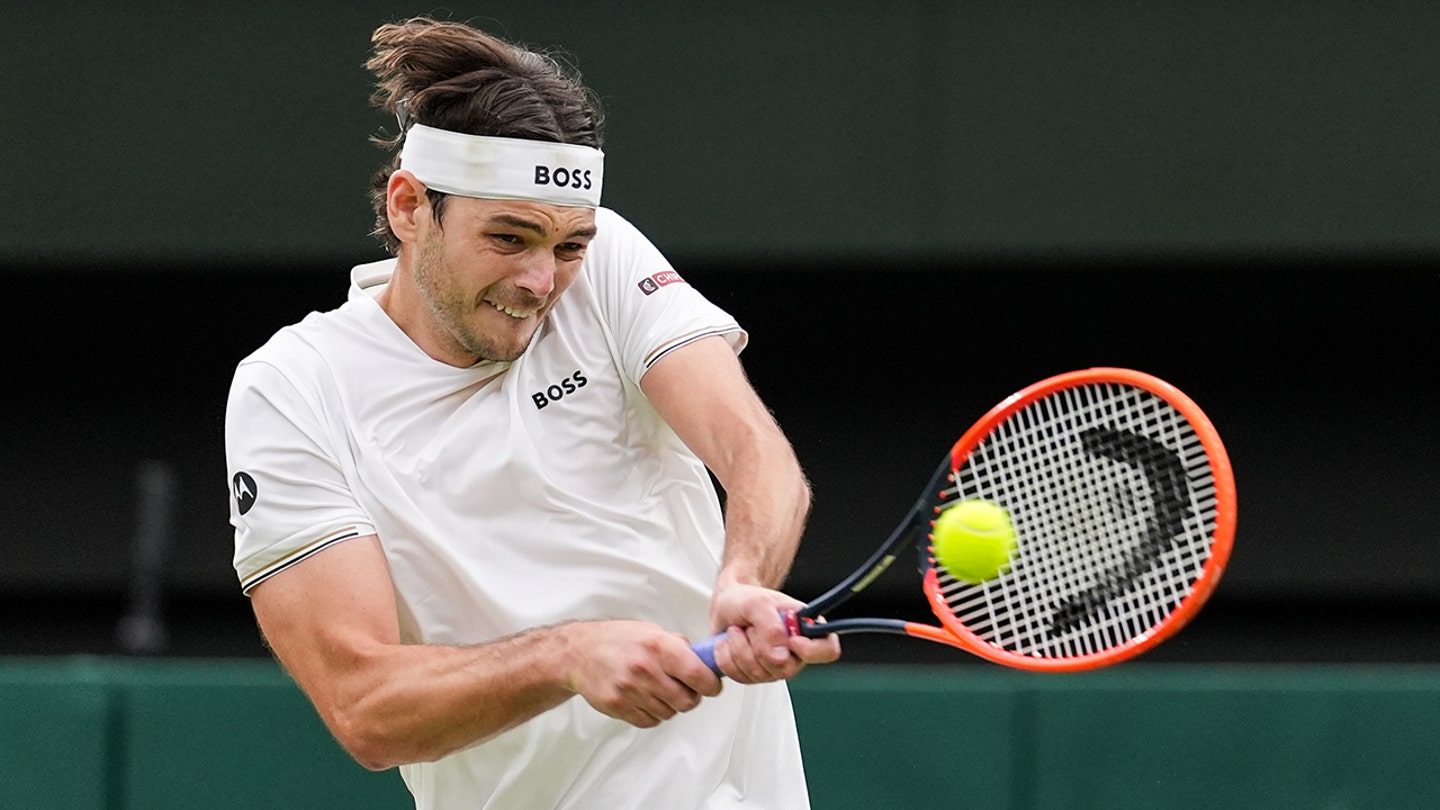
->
[387,170,429,244]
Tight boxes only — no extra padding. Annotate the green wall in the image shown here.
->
[6,658,1440,809]
[8,2,1440,266]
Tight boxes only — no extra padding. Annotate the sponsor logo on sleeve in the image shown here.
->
[232,471,257,515]
[636,271,684,296]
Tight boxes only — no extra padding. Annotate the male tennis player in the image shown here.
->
[225,16,839,810]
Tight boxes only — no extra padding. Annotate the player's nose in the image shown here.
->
[512,253,557,298]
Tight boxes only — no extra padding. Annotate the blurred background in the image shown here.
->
[3,3,1438,807]
[2,3,1440,801]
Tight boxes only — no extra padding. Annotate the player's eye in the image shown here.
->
[556,242,589,261]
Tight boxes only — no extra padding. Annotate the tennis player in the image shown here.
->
[225,16,839,809]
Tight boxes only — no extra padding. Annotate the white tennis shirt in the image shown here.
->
[225,207,810,809]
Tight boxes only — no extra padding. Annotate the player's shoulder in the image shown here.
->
[233,295,366,390]
[238,260,389,370]
[582,207,668,288]
[590,206,654,254]
[229,316,330,402]
[594,205,634,232]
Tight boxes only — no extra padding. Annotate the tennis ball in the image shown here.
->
[932,500,1017,583]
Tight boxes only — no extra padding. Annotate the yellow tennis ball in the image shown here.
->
[932,500,1017,583]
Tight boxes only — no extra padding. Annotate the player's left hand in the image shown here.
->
[707,584,842,684]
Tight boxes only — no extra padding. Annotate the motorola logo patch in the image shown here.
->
[232,472,257,516]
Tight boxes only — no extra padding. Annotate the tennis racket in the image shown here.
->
[692,367,1236,673]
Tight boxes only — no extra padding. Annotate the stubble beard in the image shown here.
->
[414,233,539,364]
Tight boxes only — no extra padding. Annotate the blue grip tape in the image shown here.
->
[691,633,723,674]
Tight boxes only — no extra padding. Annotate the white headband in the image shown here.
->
[399,124,604,208]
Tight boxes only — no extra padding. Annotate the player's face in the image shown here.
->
[412,197,596,364]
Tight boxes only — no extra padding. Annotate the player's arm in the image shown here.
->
[249,535,720,771]
[640,335,841,682]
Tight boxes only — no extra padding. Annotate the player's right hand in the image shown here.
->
[559,620,723,728]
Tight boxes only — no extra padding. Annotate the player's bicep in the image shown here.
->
[250,535,400,717]
[640,335,789,486]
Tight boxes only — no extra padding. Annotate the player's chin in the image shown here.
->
[471,317,540,361]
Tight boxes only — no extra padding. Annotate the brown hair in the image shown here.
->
[365,18,605,252]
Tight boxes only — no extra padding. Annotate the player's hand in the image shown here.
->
[707,584,842,684]
[560,620,723,728]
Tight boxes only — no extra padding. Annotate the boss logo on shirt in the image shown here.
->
[637,270,684,296]
[534,166,594,190]
[532,369,589,409]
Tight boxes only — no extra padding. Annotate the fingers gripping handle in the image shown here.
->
[691,609,803,675]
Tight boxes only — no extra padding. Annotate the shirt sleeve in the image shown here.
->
[225,355,374,595]
[586,207,748,384]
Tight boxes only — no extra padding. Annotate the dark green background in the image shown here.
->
[7,2,1440,265]
[1,3,1437,662]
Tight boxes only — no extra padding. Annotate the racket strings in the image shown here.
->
[935,382,1221,660]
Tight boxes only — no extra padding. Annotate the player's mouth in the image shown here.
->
[487,300,539,319]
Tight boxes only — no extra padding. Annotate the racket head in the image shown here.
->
[920,368,1235,671]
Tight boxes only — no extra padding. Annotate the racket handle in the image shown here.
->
[691,635,724,673]
[690,609,802,675]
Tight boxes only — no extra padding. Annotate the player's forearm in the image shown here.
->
[325,625,575,770]
[636,336,810,589]
[715,429,811,590]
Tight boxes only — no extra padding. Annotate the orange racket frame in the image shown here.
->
[693,368,1235,673]
[911,367,1236,670]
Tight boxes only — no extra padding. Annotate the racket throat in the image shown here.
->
[796,617,913,638]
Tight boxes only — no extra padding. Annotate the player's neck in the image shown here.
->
[376,260,480,368]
